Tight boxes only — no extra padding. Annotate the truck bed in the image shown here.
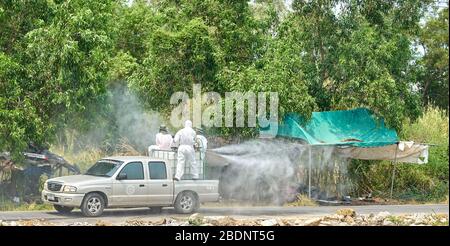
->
[174,179,219,203]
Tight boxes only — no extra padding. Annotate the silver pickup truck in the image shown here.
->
[41,156,219,217]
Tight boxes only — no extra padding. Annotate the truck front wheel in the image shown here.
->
[174,191,198,214]
[81,193,105,217]
[54,205,74,214]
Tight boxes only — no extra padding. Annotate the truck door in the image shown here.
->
[147,161,173,205]
[111,161,149,206]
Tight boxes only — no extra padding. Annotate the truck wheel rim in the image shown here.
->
[87,197,101,213]
[180,195,193,210]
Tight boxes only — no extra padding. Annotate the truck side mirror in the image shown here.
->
[117,173,127,180]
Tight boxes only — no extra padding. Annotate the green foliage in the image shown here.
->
[0,0,448,191]
[0,52,48,160]
[0,0,53,55]
[114,0,159,63]
[401,106,449,184]
[283,0,428,129]
[176,0,266,66]
[331,19,421,129]
[1,0,116,158]
[349,106,449,201]
[219,36,317,119]
[25,0,115,125]
[130,17,219,111]
[418,6,449,109]
[0,194,53,211]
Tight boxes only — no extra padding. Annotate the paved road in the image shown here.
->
[0,204,447,224]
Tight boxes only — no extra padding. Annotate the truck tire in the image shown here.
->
[174,191,198,214]
[54,205,74,214]
[81,193,105,217]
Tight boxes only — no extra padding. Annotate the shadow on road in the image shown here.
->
[44,206,321,218]
[0,204,447,221]
[45,207,180,218]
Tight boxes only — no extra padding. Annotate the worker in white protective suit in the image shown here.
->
[148,125,173,156]
[173,120,198,181]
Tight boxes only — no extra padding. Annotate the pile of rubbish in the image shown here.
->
[1,211,447,226]
[0,219,54,226]
[313,209,448,226]
[0,144,80,202]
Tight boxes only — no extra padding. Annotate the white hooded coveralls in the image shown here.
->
[148,132,173,156]
[173,120,198,180]
[156,133,173,150]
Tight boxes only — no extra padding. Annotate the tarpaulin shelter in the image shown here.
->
[277,108,398,147]
[273,108,428,163]
[262,108,429,198]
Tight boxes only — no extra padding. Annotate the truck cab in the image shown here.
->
[42,156,219,217]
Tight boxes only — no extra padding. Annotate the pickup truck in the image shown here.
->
[42,156,219,217]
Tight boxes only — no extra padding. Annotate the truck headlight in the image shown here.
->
[63,185,77,193]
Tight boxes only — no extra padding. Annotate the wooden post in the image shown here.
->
[390,142,399,199]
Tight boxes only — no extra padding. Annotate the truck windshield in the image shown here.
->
[85,160,123,177]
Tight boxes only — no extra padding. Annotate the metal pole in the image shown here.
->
[390,142,399,199]
[201,142,205,180]
[308,146,312,198]
[202,150,205,180]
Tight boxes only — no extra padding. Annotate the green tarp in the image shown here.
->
[275,108,399,147]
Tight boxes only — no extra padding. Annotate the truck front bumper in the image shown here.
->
[42,190,84,207]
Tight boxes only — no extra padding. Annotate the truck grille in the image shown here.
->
[47,182,62,192]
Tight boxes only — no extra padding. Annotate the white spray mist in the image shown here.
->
[212,139,351,205]
[110,85,162,153]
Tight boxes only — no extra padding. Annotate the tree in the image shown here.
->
[418,6,449,109]
[129,18,218,111]
[113,0,160,64]
[276,0,430,129]
[1,0,444,158]
[0,52,48,159]
[0,0,52,56]
[175,0,265,68]
[0,0,117,158]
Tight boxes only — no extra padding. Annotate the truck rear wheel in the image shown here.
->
[174,191,198,214]
[81,193,105,217]
[54,205,74,214]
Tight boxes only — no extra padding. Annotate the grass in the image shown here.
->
[386,215,407,225]
[349,106,449,202]
[188,214,204,226]
[431,214,449,226]
[50,145,105,173]
[285,194,318,207]
[0,201,53,211]
[51,133,142,173]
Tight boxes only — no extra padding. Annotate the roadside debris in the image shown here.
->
[1,144,80,204]
[336,208,356,217]
[0,219,54,226]
[260,219,278,226]
[68,222,93,226]
[0,210,447,226]
[95,220,111,226]
[124,219,149,226]
[314,209,449,226]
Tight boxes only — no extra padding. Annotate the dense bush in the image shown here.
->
[349,106,449,201]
